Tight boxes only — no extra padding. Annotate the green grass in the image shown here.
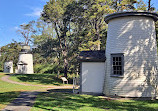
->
[31,90,158,111]
[0,73,47,110]
[0,73,46,93]
[9,73,71,86]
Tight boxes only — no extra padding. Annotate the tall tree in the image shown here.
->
[68,0,115,51]
[42,0,75,78]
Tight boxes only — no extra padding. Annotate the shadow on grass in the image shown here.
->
[10,73,64,86]
[33,89,158,111]
[0,91,20,105]
[47,89,73,93]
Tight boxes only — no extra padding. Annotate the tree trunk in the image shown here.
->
[57,70,60,78]
[63,50,68,78]
[97,36,100,50]
[64,58,68,78]
[95,22,100,50]
[148,0,151,11]
[54,22,68,78]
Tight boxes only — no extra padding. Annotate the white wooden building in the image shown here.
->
[4,61,13,73]
[79,11,158,97]
[78,51,106,95]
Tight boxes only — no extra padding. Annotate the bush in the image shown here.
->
[34,63,64,74]
[34,64,46,73]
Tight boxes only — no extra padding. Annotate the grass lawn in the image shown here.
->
[9,73,71,86]
[31,90,158,111]
[0,73,47,110]
[1,72,158,111]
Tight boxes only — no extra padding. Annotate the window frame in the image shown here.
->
[111,53,124,77]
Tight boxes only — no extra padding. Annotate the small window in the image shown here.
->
[111,54,124,76]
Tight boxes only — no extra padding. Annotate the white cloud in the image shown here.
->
[25,7,42,17]
[9,26,19,31]
[14,26,19,30]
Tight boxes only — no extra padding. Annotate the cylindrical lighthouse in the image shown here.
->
[104,11,158,97]
[17,45,34,74]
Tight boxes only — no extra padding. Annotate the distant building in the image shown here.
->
[17,45,34,74]
[4,61,13,73]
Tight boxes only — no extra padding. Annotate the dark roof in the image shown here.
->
[18,61,28,65]
[78,50,106,62]
[105,11,158,23]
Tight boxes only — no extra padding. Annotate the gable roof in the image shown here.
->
[78,50,106,62]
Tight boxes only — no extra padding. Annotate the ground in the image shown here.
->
[0,72,158,111]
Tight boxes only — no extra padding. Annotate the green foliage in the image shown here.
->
[32,37,65,74]
[34,63,61,74]
[109,0,137,11]
[135,0,147,11]
[34,64,47,73]
[0,42,21,71]
[42,0,81,78]
[75,0,114,50]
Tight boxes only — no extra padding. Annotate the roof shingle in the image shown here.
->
[78,50,106,62]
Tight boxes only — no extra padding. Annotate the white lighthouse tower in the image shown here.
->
[17,45,34,74]
[104,11,158,97]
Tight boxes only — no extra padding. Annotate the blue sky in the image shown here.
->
[0,0,158,47]
[0,0,49,47]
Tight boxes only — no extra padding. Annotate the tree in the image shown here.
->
[109,0,137,11]
[17,21,36,45]
[135,0,147,11]
[42,0,76,78]
[76,0,115,50]
[0,42,21,71]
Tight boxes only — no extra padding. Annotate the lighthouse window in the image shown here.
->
[111,54,124,76]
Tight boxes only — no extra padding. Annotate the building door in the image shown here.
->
[81,62,105,94]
